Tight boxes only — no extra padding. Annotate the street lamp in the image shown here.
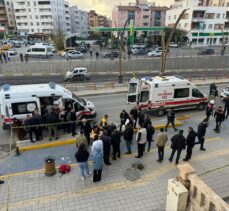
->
[160,9,189,76]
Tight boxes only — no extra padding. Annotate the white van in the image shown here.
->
[0,83,96,129]
[127,75,208,116]
[25,45,53,58]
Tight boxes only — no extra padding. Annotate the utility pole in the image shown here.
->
[118,19,129,84]
[160,9,189,76]
[220,25,225,55]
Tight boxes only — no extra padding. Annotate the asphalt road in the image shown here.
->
[0,69,224,85]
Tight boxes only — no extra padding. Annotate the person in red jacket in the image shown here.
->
[213,106,225,133]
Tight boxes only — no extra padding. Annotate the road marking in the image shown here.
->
[1,147,228,210]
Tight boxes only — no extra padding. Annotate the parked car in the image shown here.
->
[28,40,35,45]
[65,50,83,59]
[64,67,90,82]
[198,48,215,55]
[7,48,17,56]
[220,86,229,100]
[133,49,145,55]
[58,47,75,56]
[131,45,145,54]
[147,49,163,57]
[169,42,179,48]
[103,52,119,58]
[13,42,21,48]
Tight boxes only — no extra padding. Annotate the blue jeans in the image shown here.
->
[126,140,132,153]
[78,162,89,177]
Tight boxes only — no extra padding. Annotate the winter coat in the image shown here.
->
[206,104,214,116]
[130,108,138,119]
[75,149,89,162]
[111,131,121,146]
[197,122,207,138]
[46,113,59,124]
[101,134,111,154]
[138,111,145,126]
[136,128,147,144]
[81,122,92,136]
[171,134,186,150]
[146,125,155,141]
[214,109,225,122]
[167,111,175,121]
[67,111,77,122]
[120,112,129,124]
[186,131,197,147]
[124,127,133,141]
[156,132,168,147]
[92,147,103,170]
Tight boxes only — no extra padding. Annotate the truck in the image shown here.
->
[0,82,96,130]
[127,75,208,116]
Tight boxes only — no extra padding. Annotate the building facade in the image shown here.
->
[0,0,8,31]
[70,6,88,37]
[166,0,229,46]
[64,1,71,35]
[88,10,110,28]
[5,0,70,35]
[112,0,167,28]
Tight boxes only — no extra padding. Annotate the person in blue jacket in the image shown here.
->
[92,146,103,182]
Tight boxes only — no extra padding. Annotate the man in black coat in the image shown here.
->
[138,110,145,127]
[46,111,59,141]
[81,119,92,146]
[165,109,178,132]
[101,130,112,165]
[124,123,133,154]
[183,127,197,161]
[67,108,77,136]
[169,130,186,165]
[224,97,229,119]
[213,106,225,133]
[111,127,121,160]
[146,122,155,152]
[119,110,129,131]
[130,106,138,128]
[197,119,208,151]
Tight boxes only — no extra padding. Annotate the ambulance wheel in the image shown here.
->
[157,109,165,117]
[197,103,205,111]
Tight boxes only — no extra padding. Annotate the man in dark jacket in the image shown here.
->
[183,127,197,161]
[119,110,129,131]
[138,110,145,127]
[81,119,92,146]
[34,111,43,141]
[24,114,38,143]
[101,130,112,165]
[124,123,133,154]
[224,97,229,119]
[146,122,155,152]
[111,127,121,160]
[67,108,77,136]
[213,106,225,133]
[197,119,208,151]
[46,111,59,141]
[169,130,186,165]
[143,116,151,128]
[130,106,138,128]
[165,109,177,132]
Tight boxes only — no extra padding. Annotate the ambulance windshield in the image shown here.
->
[128,83,138,94]
[140,91,149,102]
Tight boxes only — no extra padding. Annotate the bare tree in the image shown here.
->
[53,16,64,50]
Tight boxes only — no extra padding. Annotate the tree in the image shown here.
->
[53,17,65,50]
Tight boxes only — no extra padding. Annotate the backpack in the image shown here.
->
[59,164,71,175]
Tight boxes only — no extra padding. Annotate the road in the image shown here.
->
[0,69,225,85]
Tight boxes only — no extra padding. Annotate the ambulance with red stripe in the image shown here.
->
[0,83,96,129]
[127,75,208,116]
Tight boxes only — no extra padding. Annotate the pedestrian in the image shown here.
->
[111,127,121,160]
[206,100,215,121]
[34,111,43,141]
[92,146,103,182]
[143,115,151,128]
[224,96,229,119]
[120,110,129,131]
[95,51,99,59]
[12,118,26,141]
[75,143,90,181]
[100,130,112,165]
[46,111,59,141]
[169,130,186,165]
[130,106,138,128]
[124,123,133,154]
[146,122,155,152]
[213,106,225,133]
[90,50,92,58]
[135,124,147,158]
[81,119,92,146]
[91,134,103,154]
[107,121,116,137]
[183,127,197,161]
[156,128,168,163]
[75,129,88,149]
[24,114,38,143]
[19,53,23,62]
[0,54,3,63]
[3,53,7,63]
[209,82,217,95]
[138,110,145,127]
[197,119,208,151]
[67,108,77,136]
[24,54,29,63]
[165,109,178,132]
[100,114,108,130]
[0,180,4,184]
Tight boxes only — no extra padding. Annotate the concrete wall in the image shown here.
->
[0,56,229,75]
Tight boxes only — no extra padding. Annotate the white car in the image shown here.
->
[7,48,17,56]
[147,49,162,57]
[169,42,179,48]
[220,86,229,100]
[65,50,83,59]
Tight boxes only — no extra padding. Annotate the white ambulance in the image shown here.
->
[127,75,208,116]
[0,82,96,129]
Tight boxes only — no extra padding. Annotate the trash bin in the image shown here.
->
[44,156,56,177]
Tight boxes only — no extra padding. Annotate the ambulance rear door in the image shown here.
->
[127,79,140,104]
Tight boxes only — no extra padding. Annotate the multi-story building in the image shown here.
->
[98,15,110,27]
[166,0,229,46]
[0,0,9,31]
[6,0,70,35]
[70,6,88,37]
[64,1,71,35]
[88,10,110,28]
[112,0,167,28]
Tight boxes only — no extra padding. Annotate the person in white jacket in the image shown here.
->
[135,125,147,158]
[91,134,103,154]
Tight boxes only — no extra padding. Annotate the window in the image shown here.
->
[184,23,188,27]
[174,15,176,19]
[227,2,229,6]
[143,15,149,19]
[192,89,204,98]
[12,102,37,115]
[174,88,189,98]
[140,91,149,102]
[128,83,138,94]
[216,13,220,18]
[208,24,213,29]
[143,22,149,26]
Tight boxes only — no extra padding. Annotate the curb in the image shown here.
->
[18,116,190,152]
